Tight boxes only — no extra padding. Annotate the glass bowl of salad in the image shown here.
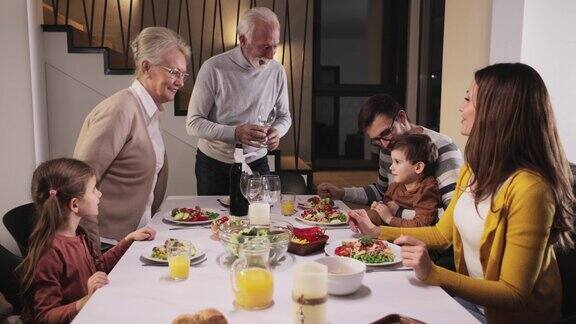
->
[219,220,293,264]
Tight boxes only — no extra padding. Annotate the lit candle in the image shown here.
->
[292,262,327,324]
[248,202,270,226]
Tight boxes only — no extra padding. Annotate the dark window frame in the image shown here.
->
[311,0,409,170]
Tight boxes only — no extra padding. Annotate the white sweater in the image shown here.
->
[186,46,292,163]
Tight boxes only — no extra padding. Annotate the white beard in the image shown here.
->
[250,57,270,70]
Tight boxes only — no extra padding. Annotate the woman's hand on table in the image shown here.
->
[348,209,380,237]
[394,235,432,281]
[125,226,156,242]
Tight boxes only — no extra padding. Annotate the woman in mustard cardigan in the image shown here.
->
[349,63,575,324]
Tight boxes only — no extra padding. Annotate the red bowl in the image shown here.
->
[288,235,329,256]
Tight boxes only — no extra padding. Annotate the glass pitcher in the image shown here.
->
[230,236,274,310]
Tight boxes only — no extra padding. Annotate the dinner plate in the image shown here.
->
[295,213,349,226]
[324,239,402,266]
[141,245,206,264]
[218,197,230,207]
[163,209,221,225]
[297,202,339,210]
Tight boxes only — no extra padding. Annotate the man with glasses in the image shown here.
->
[318,94,463,211]
[187,7,292,195]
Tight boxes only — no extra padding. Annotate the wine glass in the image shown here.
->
[240,171,260,200]
[262,174,281,206]
[246,177,264,204]
[257,106,276,128]
[257,107,276,146]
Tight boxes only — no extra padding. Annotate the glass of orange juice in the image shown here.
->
[281,193,296,216]
[168,241,191,281]
[230,237,274,309]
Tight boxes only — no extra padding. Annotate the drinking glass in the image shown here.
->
[262,175,281,206]
[292,262,327,324]
[246,177,264,204]
[240,171,260,200]
[168,241,191,281]
[281,193,296,216]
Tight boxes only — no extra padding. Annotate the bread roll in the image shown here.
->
[172,308,228,324]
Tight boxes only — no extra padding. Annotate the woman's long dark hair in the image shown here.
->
[16,158,96,302]
[465,63,574,251]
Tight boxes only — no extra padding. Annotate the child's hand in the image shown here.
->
[77,272,109,311]
[385,201,400,215]
[125,227,156,242]
[87,271,109,295]
[370,202,393,224]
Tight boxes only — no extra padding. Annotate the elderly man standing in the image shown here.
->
[187,7,291,195]
[74,27,191,250]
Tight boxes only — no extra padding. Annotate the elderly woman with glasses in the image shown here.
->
[74,27,191,251]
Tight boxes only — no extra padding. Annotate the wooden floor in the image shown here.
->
[312,170,377,189]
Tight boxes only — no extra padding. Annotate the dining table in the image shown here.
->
[72,195,479,323]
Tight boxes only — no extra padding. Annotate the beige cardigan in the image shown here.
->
[74,88,168,246]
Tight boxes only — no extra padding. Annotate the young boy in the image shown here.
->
[369,133,440,227]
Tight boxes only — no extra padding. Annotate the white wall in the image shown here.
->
[0,1,38,254]
[43,31,199,197]
[489,0,576,162]
[520,0,576,162]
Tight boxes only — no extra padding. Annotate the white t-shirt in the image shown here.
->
[453,189,491,279]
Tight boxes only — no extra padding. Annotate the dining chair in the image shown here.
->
[556,162,576,320]
[2,202,36,256]
[0,244,23,314]
[278,171,309,195]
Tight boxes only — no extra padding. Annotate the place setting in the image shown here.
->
[162,206,227,231]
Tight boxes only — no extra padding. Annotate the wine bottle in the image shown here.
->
[230,144,249,216]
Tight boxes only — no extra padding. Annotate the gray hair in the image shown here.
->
[130,27,191,77]
[237,7,280,41]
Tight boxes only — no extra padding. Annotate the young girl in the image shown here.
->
[17,158,156,323]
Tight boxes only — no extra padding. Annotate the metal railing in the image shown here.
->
[43,0,312,169]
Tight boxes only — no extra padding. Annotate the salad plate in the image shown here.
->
[295,208,348,226]
[141,239,205,263]
[325,237,402,266]
[163,207,221,225]
[297,196,336,210]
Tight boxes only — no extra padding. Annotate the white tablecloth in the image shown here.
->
[73,196,478,323]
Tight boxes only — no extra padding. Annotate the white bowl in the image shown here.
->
[314,256,366,295]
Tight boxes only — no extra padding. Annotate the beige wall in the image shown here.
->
[440,0,492,150]
[0,1,37,253]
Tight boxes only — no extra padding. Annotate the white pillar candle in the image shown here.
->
[248,202,270,226]
[292,262,327,324]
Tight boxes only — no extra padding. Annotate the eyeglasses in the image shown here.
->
[158,65,189,82]
[369,112,399,146]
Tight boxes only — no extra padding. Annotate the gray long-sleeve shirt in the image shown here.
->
[186,46,291,163]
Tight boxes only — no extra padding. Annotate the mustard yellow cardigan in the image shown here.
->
[379,165,561,324]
